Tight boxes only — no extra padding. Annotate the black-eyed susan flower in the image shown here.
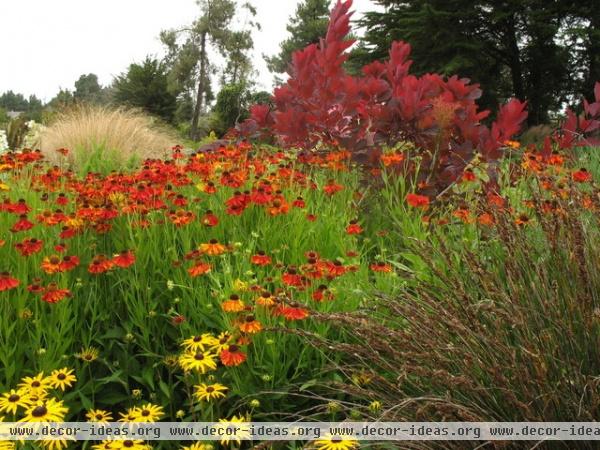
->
[17,374,51,397]
[19,398,67,422]
[217,415,251,446]
[193,383,228,402]
[179,351,218,373]
[211,332,232,353]
[76,346,99,363]
[86,409,113,423]
[48,368,76,391]
[312,435,359,450]
[132,403,164,422]
[181,334,217,352]
[181,443,213,450]
[101,440,151,449]
[0,389,31,414]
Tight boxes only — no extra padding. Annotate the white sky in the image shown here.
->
[0,0,378,102]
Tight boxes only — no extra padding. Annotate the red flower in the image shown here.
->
[201,210,219,227]
[281,268,304,287]
[274,304,310,321]
[292,196,306,208]
[345,220,362,235]
[15,238,43,256]
[406,193,429,208]
[306,214,317,222]
[59,255,80,272]
[10,215,34,232]
[112,251,136,268]
[0,272,19,291]
[220,345,247,366]
[323,180,344,195]
[41,284,71,303]
[250,251,272,266]
[88,255,114,274]
[188,261,212,277]
[572,168,592,183]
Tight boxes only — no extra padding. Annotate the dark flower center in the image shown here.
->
[206,387,215,393]
[57,373,67,380]
[32,406,48,417]
[194,353,204,360]
[8,394,20,402]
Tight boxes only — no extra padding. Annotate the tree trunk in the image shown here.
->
[190,31,208,140]
[586,12,600,101]
[505,16,525,104]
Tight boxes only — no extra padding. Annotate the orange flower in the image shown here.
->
[0,272,19,291]
[323,180,344,195]
[370,262,392,273]
[220,345,247,366]
[188,261,212,277]
[239,315,263,334]
[477,213,495,226]
[199,239,227,256]
[256,291,275,307]
[41,255,63,274]
[221,295,245,312]
[201,210,219,227]
[406,193,429,208]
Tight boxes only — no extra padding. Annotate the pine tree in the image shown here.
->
[264,0,331,75]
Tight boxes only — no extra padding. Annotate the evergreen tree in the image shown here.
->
[265,0,331,75]
[113,57,177,123]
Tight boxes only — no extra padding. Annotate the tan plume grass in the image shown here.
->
[39,104,178,171]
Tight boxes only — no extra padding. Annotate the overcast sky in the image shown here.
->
[0,0,378,102]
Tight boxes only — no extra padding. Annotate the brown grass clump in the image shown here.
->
[39,104,177,170]
[307,171,600,449]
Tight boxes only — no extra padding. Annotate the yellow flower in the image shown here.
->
[76,346,99,363]
[181,443,213,450]
[19,398,68,423]
[313,435,359,450]
[0,389,31,415]
[178,351,217,374]
[210,332,232,353]
[0,183,9,192]
[193,383,228,402]
[48,368,77,391]
[39,437,76,450]
[368,400,382,414]
[131,403,164,422]
[0,441,15,450]
[101,440,151,450]
[17,373,51,397]
[118,407,139,423]
[217,415,250,446]
[232,279,248,292]
[181,334,218,352]
[86,409,113,423]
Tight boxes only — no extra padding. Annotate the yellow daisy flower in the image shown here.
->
[17,373,51,397]
[217,415,250,446]
[181,443,213,450]
[193,383,228,402]
[181,334,218,352]
[86,409,114,423]
[0,389,31,415]
[313,435,359,450]
[19,398,68,423]
[131,403,164,422]
[178,351,217,374]
[210,332,232,353]
[76,346,99,363]
[48,368,77,391]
